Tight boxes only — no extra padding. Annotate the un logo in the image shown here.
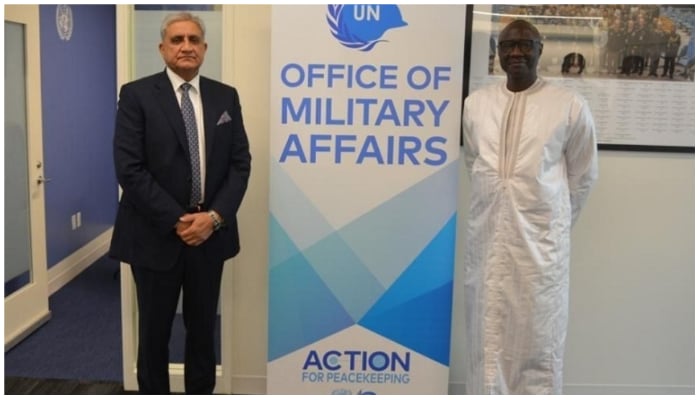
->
[56,5,73,41]
[327,5,407,51]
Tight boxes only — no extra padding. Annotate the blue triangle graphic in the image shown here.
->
[268,252,354,361]
[269,214,301,267]
[359,216,456,365]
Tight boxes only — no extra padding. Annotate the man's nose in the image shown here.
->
[510,45,524,56]
[181,39,194,50]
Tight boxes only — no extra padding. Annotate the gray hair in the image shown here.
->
[160,12,206,40]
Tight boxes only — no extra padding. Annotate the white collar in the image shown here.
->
[166,67,200,94]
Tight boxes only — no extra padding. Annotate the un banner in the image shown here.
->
[268,5,466,394]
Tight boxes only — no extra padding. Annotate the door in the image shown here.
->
[4,4,51,351]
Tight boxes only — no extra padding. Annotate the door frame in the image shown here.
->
[4,4,51,351]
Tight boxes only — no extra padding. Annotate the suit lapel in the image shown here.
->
[200,77,217,161]
[154,72,190,161]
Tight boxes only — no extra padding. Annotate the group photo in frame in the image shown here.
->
[465,4,695,152]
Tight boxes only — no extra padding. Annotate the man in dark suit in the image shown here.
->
[109,12,251,394]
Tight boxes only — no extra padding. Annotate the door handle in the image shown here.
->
[36,175,52,185]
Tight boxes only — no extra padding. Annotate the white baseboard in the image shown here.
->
[564,383,694,395]
[448,381,465,394]
[231,375,266,394]
[448,381,694,395]
[47,228,113,295]
[162,369,266,394]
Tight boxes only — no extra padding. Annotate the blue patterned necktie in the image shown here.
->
[180,83,202,207]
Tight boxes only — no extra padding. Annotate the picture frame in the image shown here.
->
[462,4,694,152]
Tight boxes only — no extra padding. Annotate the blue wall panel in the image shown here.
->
[40,5,117,267]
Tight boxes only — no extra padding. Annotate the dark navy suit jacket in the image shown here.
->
[109,71,251,271]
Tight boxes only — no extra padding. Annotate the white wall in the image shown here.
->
[562,152,694,395]
[227,5,694,394]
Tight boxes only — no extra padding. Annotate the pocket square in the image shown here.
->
[217,110,232,125]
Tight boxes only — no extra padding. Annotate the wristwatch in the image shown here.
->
[208,210,223,231]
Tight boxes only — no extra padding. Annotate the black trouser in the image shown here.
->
[131,248,224,394]
[662,56,676,77]
[621,55,644,75]
[648,55,660,76]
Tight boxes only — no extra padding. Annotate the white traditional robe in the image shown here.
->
[461,78,598,394]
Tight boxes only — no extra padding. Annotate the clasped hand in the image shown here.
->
[176,212,214,246]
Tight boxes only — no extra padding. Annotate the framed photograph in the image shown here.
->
[464,4,694,152]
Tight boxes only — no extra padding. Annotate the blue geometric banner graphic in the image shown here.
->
[268,5,466,394]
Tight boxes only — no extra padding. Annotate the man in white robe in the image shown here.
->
[461,19,598,394]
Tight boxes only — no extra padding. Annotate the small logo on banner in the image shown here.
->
[330,388,376,395]
[327,4,407,51]
[56,5,73,41]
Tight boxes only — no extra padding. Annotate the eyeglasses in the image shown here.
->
[498,39,541,53]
